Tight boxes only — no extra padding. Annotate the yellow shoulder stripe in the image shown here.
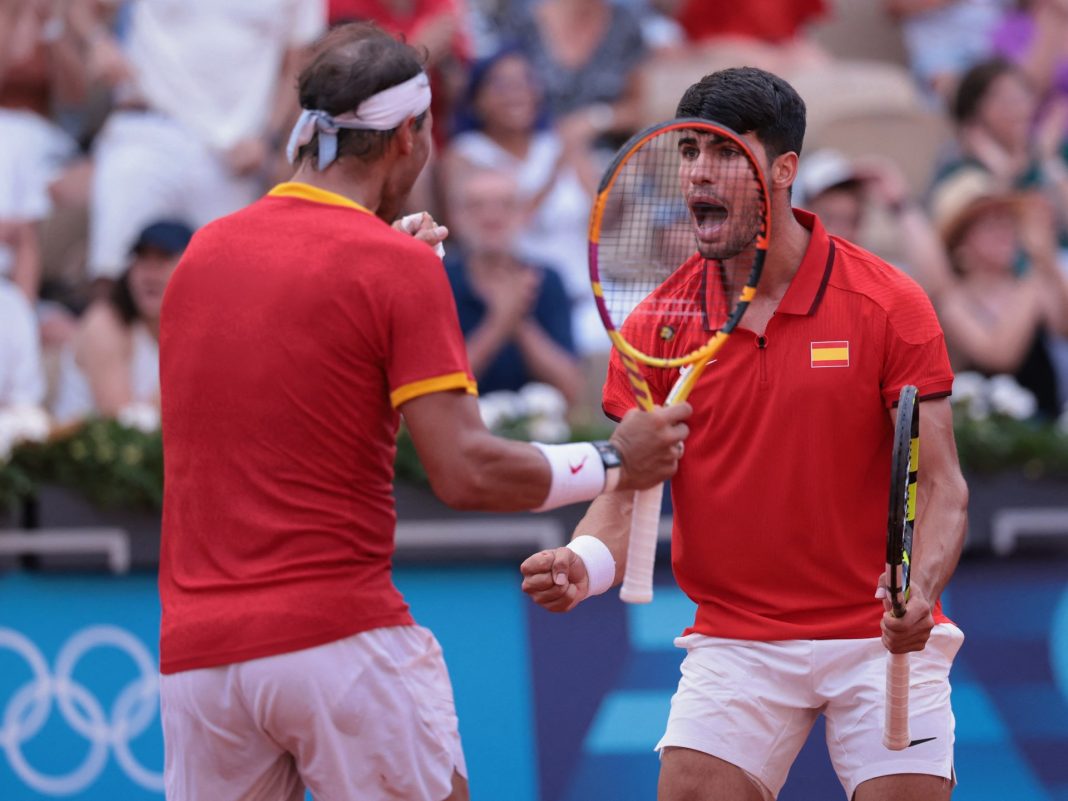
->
[391,372,479,408]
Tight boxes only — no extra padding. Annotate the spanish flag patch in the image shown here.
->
[810,340,849,368]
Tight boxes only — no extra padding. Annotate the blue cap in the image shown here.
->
[131,220,194,256]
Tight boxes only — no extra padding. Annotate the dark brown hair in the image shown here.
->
[295,22,427,165]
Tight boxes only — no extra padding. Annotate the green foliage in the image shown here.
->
[1,412,1064,517]
[7,419,164,512]
[953,412,1068,478]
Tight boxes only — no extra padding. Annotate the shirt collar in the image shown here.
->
[775,208,836,317]
[268,182,373,215]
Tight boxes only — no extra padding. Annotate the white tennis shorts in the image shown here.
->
[656,623,964,800]
[160,625,467,801]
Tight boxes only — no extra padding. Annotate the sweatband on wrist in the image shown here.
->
[530,441,605,511]
[566,535,616,597]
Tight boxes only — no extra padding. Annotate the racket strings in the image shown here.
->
[595,125,764,358]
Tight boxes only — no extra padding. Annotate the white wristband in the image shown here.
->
[567,535,616,597]
[530,441,605,511]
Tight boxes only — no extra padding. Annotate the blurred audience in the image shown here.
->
[795,149,952,297]
[328,0,471,149]
[443,46,605,354]
[444,167,583,407]
[502,0,648,146]
[665,0,830,75]
[0,278,45,409]
[931,171,1068,417]
[51,220,191,425]
[0,0,87,301]
[886,0,1008,103]
[67,0,324,282]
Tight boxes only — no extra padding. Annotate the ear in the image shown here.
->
[770,151,799,193]
[394,115,417,156]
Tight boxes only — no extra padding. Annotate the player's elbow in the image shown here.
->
[423,439,500,510]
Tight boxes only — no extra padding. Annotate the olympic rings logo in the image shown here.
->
[0,625,163,796]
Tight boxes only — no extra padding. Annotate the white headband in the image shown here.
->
[286,72,432,170]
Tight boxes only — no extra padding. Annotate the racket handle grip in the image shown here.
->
[619,483,663,604]
[883,650,911,750]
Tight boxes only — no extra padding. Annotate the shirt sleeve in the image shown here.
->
[383,245,477,409]
[288,0,327,47]
[880,279,954,407]
[0,289,45,406]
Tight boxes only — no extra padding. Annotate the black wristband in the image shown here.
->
[592,440,622,469]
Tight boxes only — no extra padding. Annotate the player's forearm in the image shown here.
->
[429,427,552,511]
[571,492,634,585]
[912,466,968,603]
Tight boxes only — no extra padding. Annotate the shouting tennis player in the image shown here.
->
[157,23,690,801]
[521,67,969,801]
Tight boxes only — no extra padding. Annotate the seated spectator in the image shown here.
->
[0,278,45,409]
[443,167,584,407]
[51,220,191,425]
[795,149,952,298]
[328,0,470,149]
[931,171,1068,417]
[443,46,606,354]
[502,0,648,145]
[66,0,324,282]
[667,0,830,75]
[885,0,1009,104]
[0,0,86,301]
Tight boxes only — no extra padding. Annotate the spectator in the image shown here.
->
[667,0,830,75]
[0,278,45,409]
[0,0,87,301]
[795,148,953,298]
[328,0,470,149]
[502,0,648,145]
[443,46,605,354]
[993,0,1068,104]
[886,0,1009,103]
[931,170,1068,417]
[444,167,584,407]
[51,220,192,425]
[67,0,324,281]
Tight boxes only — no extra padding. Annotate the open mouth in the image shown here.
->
[689,199,728,237]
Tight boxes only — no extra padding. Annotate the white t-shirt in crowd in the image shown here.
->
[120,0,325,149]
[0,282,44,407]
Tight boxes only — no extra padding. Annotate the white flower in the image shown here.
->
[477,391,523,431]
[951,372,987,406]
[526,416,571,443]
[117,402,160,433]
[518,383,568,420]
[987,374,1038,420]
[0,405,51,462]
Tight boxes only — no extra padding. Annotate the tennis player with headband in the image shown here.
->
[156,23,690,801]
[522,67,969,801]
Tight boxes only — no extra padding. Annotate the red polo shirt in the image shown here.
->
[604,211,953,641]
[158,182,477,674]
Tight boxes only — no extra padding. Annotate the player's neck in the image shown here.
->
[757,204,811,300]
[289,163,386,215]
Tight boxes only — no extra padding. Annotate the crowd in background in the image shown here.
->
[3,0,1068,442]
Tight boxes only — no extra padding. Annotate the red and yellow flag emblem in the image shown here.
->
[810,340,849,368]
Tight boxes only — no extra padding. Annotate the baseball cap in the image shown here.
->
[794,149,863,206]
[130,220,194,256]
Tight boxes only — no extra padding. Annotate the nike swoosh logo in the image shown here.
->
[569,457,588,475]
[907,737,937,747]
[678,359,718,377]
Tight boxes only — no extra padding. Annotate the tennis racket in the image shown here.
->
[884,384,919,750]
[589,118,771,604]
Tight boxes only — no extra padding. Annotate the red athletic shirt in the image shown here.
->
[604,211,954,641]
[158,182,476,674]
[677,0,825,44]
